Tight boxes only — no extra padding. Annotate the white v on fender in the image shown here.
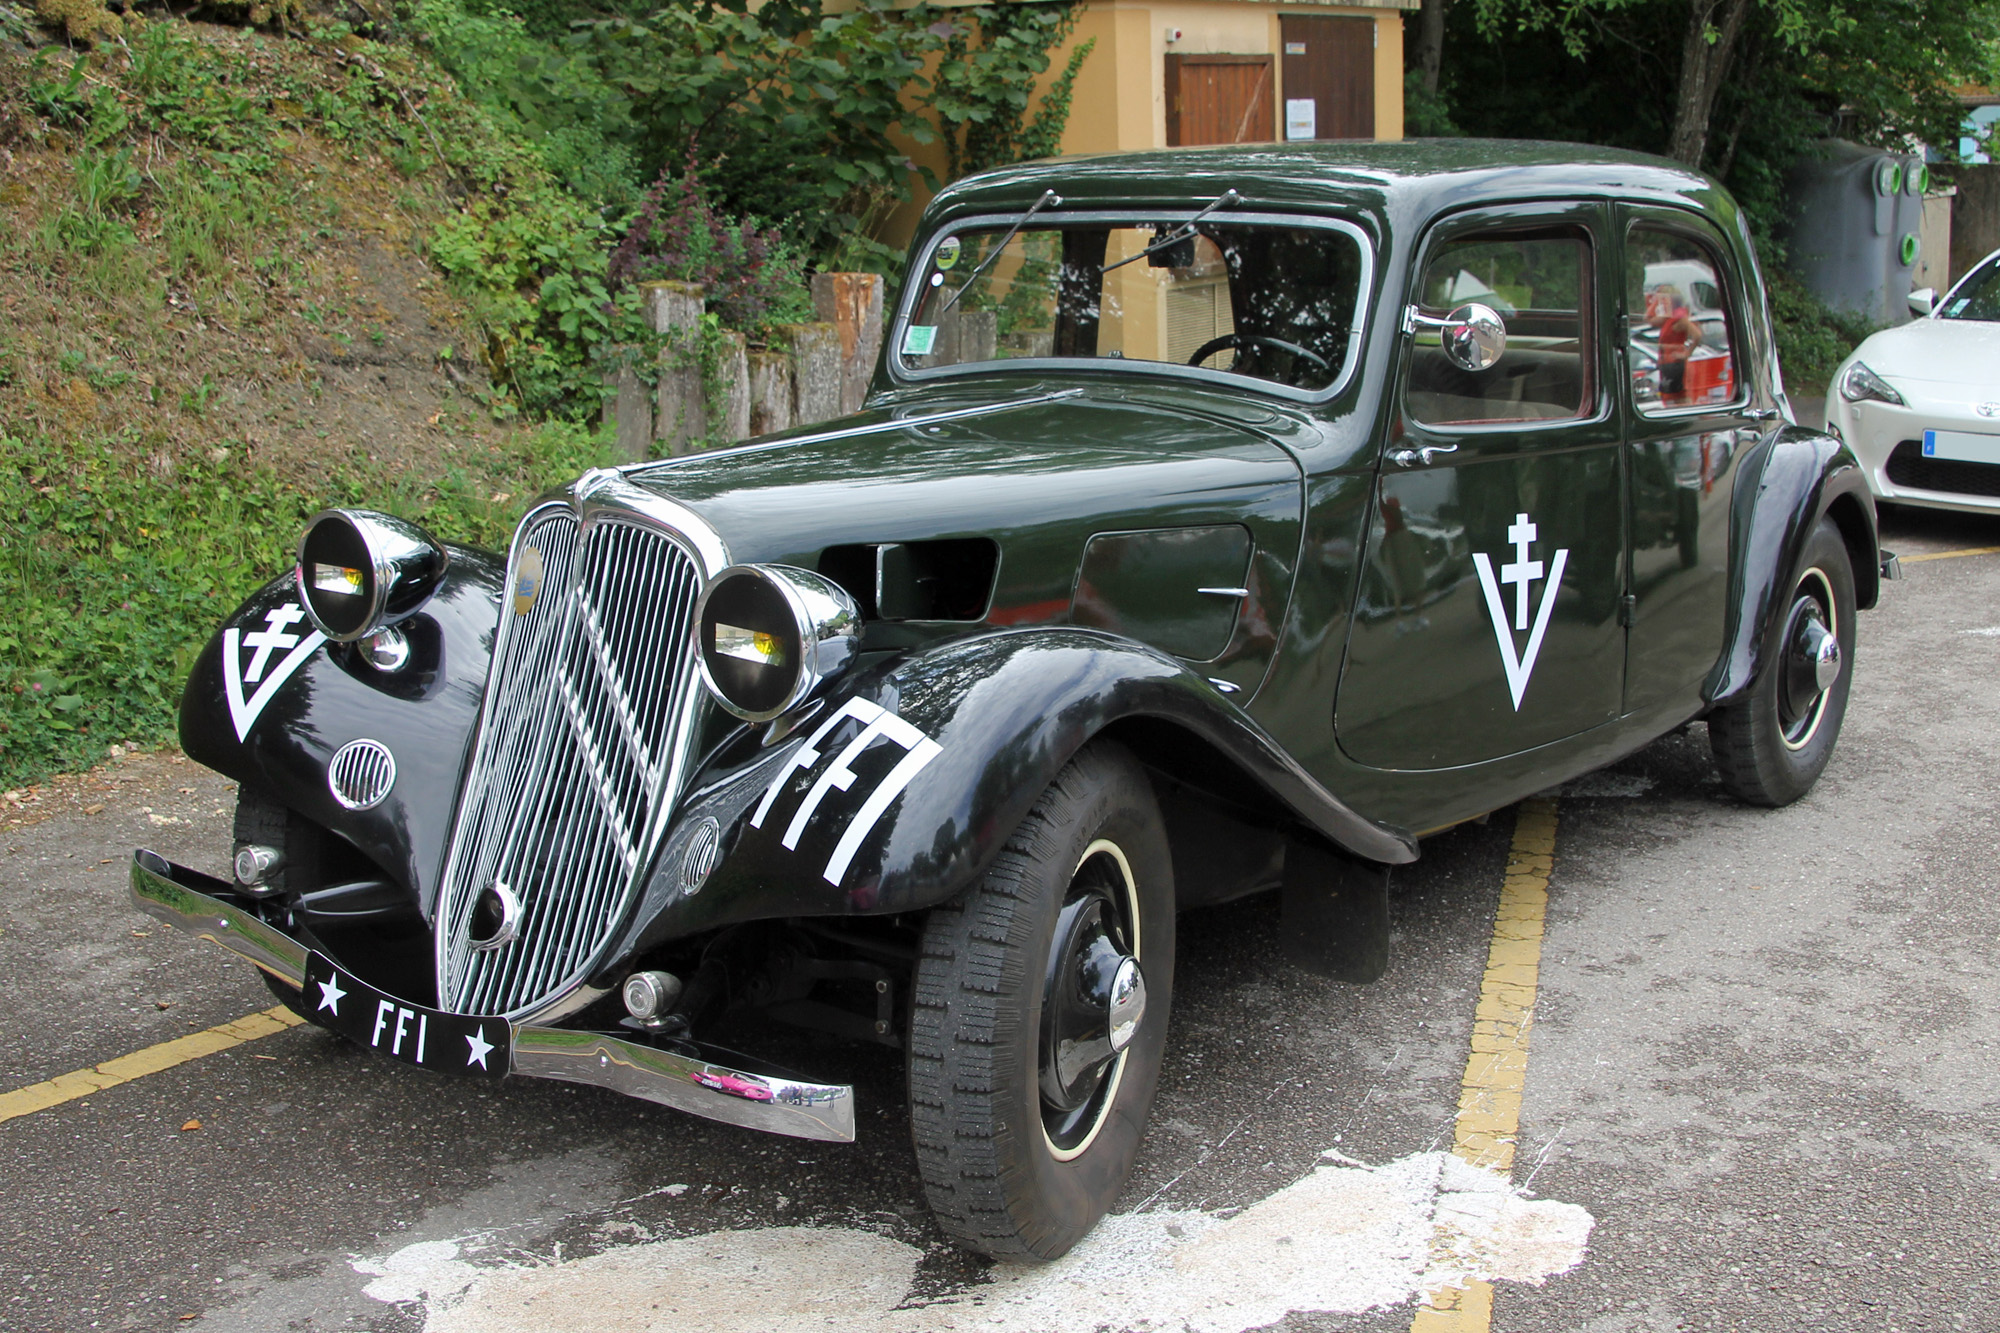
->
[1471,513,1570,711]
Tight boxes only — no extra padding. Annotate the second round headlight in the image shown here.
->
[694,564,861,721]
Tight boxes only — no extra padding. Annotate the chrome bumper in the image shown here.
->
[129,850,856,1143]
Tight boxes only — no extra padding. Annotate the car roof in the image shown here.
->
[927,139,1732,238]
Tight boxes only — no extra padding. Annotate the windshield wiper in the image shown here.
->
[931,189,1063,322]
[1101,189,1242,274]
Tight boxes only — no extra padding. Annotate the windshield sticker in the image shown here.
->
[223,602,327,741]
[902,325,939,357]
[749,697,943,886]
[1949,298,1969,316]
[934,236,961,271]
[1470,513,1570,711]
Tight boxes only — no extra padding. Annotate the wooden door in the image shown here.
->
[1166,54,1275,146]
[1279,16,1374,140]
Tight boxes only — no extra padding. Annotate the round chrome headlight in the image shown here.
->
[694,564,860,722]
[295,509,449,643]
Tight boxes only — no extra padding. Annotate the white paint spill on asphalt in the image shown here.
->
[1959,626,2000,637]
[355,1150,1592,1333]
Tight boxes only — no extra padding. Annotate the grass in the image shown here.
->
[0,421,616,788]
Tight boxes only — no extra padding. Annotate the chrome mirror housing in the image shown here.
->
[1404,301,1508,373]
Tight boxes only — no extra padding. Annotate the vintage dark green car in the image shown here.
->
[131,141,1889,1261]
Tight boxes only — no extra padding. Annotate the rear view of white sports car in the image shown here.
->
[1827,249,2000,514]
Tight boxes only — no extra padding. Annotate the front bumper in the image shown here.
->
[1829,392,2000,515]
[129,850,856,1143]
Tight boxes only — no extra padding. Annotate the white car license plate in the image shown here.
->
[1922,429,2000,465]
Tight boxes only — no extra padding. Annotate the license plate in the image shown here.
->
[302,952,509,1078]
[1922,429,2000,465]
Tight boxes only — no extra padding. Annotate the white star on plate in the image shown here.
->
[316,973,347,1016]
[465,1026,495,1070]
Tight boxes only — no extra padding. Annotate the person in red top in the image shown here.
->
[1647,283,1701,406]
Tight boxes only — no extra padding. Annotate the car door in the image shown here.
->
[1617,206,1761,711]
[1335,202,1627,770]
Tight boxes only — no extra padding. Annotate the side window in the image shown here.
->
[1625,228,1739,413]
[1406,229,1591,428]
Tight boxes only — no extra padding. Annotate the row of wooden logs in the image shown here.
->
[603,273,887,460]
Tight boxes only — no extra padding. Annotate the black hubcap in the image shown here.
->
[1778,577,1838,748]
[1039,849,1143,1153]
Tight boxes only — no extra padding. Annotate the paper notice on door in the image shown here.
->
[1285,99,1316,141]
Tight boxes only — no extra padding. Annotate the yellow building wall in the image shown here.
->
[879,0,1412,248]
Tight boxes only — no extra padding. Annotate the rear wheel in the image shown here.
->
[907,741,1174,1260]
[1709,516,1856,806]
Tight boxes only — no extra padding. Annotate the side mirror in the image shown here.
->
[1407,301,1507,372]
[1907,287,1936,318]
[1441,302,1507,371]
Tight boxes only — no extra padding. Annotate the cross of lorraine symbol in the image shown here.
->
[222,602,327,741]
[1470,513,1570,711]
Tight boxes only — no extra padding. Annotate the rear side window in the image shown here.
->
[1406,230,1592,427]
[1625,228,1740,413]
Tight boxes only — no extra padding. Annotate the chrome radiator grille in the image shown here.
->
[436,499,710,1019]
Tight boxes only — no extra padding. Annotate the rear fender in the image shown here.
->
[616,628,1415,958]
[1707,427,1877,704]
[176,550,505,917]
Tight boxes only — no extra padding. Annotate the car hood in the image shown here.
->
[622,383,1306,641]
[1853,318,2000,389]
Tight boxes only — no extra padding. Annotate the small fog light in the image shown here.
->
[234,843,282,888]
[623,970,684,1024]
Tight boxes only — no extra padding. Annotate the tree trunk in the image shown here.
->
[1416,0,1450,96]
[1665,0,1754,169]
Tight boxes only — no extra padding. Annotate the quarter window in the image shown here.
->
[1406,230,1592,427]
[1625,228,1739,413]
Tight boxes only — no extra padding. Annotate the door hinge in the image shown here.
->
[1618,594,1637,627]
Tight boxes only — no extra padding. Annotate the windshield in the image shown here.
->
[1940,261,2000,321]
[897,217,1368,394]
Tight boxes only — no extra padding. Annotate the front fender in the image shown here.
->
[616,628,1416,959]
[1707,425,1877,705]
[177,549,505,917]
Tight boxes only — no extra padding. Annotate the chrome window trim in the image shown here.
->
[887,209,1376,405]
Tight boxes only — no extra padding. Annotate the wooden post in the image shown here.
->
[602,361,652,463]
[776,322,842,426]
[643,280,707,457]
[717,330,750,444]
[811,272,886,415]
[748,349,794,437]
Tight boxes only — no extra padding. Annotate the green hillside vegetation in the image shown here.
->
[0,0,1091,787]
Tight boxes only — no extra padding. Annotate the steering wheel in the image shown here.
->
[1187,333,1332,375]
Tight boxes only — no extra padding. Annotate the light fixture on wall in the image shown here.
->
[1163,26,1183,43]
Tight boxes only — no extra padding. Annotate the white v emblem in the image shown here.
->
[1471,512,1569,711]
[222,603,327,741]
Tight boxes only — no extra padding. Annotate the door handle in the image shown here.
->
[1387,444,1459,467]
[1742,407,1781,422]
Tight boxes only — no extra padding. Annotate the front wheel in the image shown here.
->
[1709,516,1857,806]
[907,741,1174,1260]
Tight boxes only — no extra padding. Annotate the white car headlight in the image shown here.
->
[1838,361,1905,407]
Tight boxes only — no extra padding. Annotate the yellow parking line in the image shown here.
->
[1411,796,1559,1333]
[0,1005,304,1124]
[1902,545,2000,564]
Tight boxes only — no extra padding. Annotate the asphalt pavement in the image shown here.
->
[2,502,1995,1333]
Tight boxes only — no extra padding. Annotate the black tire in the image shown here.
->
[1709,516,1857,806]
[908,741,1175,1261]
